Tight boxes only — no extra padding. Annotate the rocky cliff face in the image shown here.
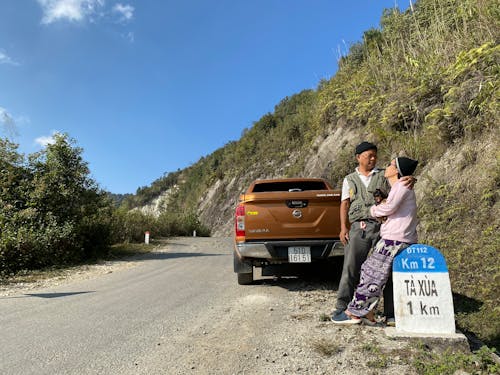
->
[196,125,499,245]
[137,186,177,216]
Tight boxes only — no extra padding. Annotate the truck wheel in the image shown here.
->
[237,272,253,285]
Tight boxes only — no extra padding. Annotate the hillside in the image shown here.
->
[127,0,499,348]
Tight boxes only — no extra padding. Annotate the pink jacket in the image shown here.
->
[370,180,418,244]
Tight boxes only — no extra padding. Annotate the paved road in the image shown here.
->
[2,237,433,375]
[1,237,295,374]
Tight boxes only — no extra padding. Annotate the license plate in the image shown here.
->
[288,246,311,263]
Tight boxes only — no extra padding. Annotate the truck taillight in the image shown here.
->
[235,204,245,238]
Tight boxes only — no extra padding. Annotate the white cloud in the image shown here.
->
[0,50,19,66]
[35,131,61,147]
[36,1,136,31]
[0,107,20,137]
[37,0,105,24]
[125,31,135,43]
[113,3,134,22]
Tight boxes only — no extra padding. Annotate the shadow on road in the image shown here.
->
[255,276,340,293]
[25,291,95,298]
[247,260,343,292]
[158,241,190,247]
[1,291,95,299]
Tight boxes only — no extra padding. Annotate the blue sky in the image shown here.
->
[0,0,407,194]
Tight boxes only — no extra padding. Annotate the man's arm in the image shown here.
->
[339,199,350,245]
[400,175,417,189]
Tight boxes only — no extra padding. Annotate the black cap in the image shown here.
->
[396,157,418,177]
[355,141,377,155]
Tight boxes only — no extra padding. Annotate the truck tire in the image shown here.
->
[237,272,253,285]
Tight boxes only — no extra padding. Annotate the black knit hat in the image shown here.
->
[355,141,377,155]
[396,157,418,177]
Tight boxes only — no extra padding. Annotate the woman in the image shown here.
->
[332,156,419,325]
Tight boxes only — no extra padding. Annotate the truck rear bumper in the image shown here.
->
[235,239,344,259]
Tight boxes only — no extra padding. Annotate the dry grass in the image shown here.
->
[311,338,343,356]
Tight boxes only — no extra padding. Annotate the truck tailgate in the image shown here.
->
[241,191,341,240]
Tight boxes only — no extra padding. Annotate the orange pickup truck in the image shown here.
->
[233,178,344,284]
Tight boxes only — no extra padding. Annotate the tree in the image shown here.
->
[0,134,113,274]
[28,133,113,260]
[0,138,29,209]
[28,133,95,223]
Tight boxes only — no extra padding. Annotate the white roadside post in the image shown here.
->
[145,231,150,245]
[392,244,456,335]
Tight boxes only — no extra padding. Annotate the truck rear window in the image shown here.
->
[251,181,328,192]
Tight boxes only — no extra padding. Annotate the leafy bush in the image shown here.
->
[110,209,156,244]
[0,134,113,274]
[108,208,211,245]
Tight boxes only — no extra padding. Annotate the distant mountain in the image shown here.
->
[107,192,134,207]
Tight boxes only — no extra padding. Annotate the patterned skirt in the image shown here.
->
[347,239,409,317]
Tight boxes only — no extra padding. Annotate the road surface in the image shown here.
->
[0,237,417,374]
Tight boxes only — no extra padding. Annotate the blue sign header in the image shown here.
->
[393,244,448,273]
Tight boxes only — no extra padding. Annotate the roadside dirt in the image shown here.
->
[0,259,139,297]
[0,237,472,374]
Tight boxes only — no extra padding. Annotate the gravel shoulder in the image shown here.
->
[0,237,472,374]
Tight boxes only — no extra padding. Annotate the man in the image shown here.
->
[333,141,412,322]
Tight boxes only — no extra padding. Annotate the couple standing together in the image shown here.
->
[331,141,418,325]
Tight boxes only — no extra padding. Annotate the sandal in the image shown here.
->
[360,311,383,326]
[361,316,379,326]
